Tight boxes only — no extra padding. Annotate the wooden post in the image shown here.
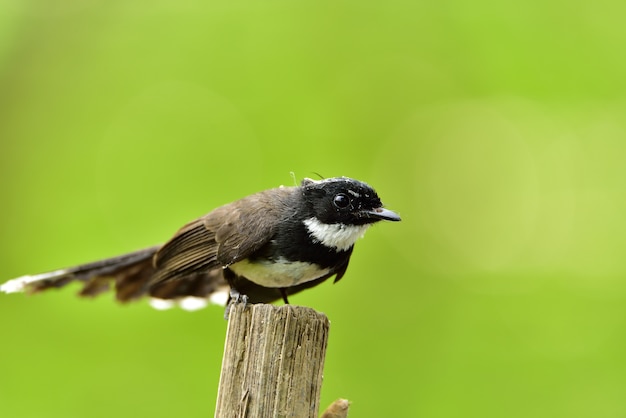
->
[215,304,330,418]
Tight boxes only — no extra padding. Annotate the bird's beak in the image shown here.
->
[362,207,401,222]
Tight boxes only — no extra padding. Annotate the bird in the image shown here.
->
[1,177,400,311]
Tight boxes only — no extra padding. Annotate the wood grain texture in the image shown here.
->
[320,399,350,418]
[215,304,330,418]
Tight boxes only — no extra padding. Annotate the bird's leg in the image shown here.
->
[280,288,289,305]
[224,288,249,320]
[223,269,249,319]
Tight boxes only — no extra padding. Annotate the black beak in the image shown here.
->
[362,207,401,222]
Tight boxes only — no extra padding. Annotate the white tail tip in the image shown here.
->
[1,277,29,293]
[1,269,69,294]
[150,297,210,311]
[148,289,229,312]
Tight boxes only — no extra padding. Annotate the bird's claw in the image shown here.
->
[224,289,249,320]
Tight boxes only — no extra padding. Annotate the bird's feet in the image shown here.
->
[224,289,249,320]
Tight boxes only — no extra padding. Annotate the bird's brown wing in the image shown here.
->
[152,187,295,284]
[151,218,220,283]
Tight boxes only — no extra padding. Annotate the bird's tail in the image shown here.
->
[1,246,231,310]
[1,246,159,302]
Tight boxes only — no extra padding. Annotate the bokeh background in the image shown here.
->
[2,1,626,417]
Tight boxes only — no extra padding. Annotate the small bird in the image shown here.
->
[1,177,400,310]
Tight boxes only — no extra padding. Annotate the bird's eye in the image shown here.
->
[333,193,351,209]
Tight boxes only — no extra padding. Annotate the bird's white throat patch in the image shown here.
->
[303,217,370,251]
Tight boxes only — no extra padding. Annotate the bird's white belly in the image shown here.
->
[229,258,330,288]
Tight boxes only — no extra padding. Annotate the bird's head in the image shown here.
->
[301,177,400,225]
[299,177,400,251]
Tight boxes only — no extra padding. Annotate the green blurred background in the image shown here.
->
[1,1,626,417]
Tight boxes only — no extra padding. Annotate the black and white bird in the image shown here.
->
[1,177,400,310]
